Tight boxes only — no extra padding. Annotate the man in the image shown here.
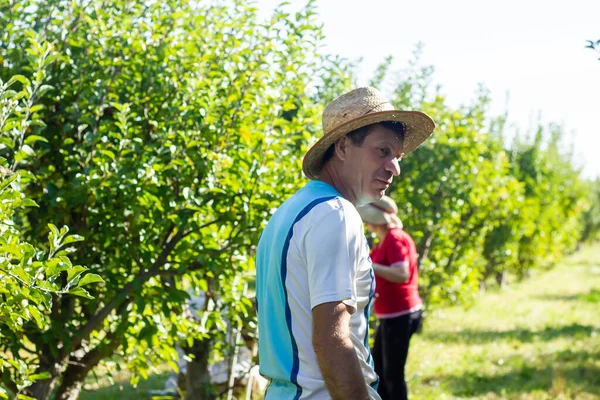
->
[256,87,435,399]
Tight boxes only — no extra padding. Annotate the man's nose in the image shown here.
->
[385,158,401,176]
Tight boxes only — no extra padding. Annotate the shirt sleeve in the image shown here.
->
[303,205,361,311]
[384,230,410,266]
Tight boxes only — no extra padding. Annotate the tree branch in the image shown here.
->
[65,218,220,357]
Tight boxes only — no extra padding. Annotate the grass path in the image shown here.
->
[406,244,600,400]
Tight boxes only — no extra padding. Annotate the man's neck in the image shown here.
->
[317,166,357,205]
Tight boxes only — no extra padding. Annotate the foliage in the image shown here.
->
[506,125,590,272]
[0,0,353,398]
[0,47,95,398]
[585,39,600,60]
[393,89,522,304]
[580,179,600,243]
[378,52,597,306]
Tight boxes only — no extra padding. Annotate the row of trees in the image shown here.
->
[378,47,599,305]
[1,0,598,398]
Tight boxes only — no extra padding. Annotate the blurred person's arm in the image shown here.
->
[312,301,369,400]
[373,261,409,283]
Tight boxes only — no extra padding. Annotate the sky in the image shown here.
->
[256,0,600,179]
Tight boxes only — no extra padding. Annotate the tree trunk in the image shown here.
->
[184,339,213,400]
[53,360,93,400]
[417,229,435,268]
[495,271,506,288]
[53,339,120,400]
[29,378,57,400]
[27,359,61,399]
[479,279,486,294]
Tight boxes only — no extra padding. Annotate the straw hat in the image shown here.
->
[302,86,435,180]
[357,196,403,228]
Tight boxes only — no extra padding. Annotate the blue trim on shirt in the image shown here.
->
[365,260,380,390]
[280,195,338,400]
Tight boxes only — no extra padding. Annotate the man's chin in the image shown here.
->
[374,186,388,198]
[357,191,385,206]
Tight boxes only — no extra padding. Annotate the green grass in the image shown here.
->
[406,244,600,400]
[81,244,600,399]
[79,372,170,400]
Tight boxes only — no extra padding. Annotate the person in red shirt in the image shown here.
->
[358,195,423,400]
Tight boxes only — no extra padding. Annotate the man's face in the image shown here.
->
[341,124,403,205]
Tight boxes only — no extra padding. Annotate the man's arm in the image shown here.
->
[312,301,369,400]
[372,261,410,283]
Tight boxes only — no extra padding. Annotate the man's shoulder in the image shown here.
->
[290,194,351,227]
[264,182,363,240]
[279,181,354,217]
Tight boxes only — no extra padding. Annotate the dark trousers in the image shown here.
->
[372,310,423,400]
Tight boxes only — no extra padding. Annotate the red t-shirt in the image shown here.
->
[370,228,422,317]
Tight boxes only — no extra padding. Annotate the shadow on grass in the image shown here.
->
[534,294,582,301]
[424,357,600,397]
[442,365,599,397]
[79,373,252,400]
[570,259,600,268]
[79,373,170,400]
[535,289,600,303]
[424,323,595,344]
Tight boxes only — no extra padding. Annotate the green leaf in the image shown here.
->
[7,75,30,87]
[35,291,52,310]
[17,394,36,400]
[10,267,33,286]
[0,173,19,192]
[21,145,37,159]
[48,224,59,236]
[37,84,54,96]
[48,223,59,244]
[187,140,201,148]
[62,234,84,245]
[99,149,116,161]
[36,280,60,293]
[43,53,59,67]
[77,273,104,287]
[166,359,179,374]
[6,359,26,374]
[67,287,94,299]
[29,104,45,113]
[66,265,87,282]
[59,226,69,237]
[0,136,15,149]
[28,305,43,328]
[24,135,48,145]
[20,198,39,207]
[28,372,51,381]
[57,256,73,268]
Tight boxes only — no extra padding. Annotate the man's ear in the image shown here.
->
[334,136,348,161]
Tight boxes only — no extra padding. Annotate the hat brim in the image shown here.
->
[302,110,435,180]
[356,204,388,225]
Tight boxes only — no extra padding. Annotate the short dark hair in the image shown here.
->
[321,121,405,164]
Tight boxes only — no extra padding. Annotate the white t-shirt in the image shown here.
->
[256,180,380,399]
